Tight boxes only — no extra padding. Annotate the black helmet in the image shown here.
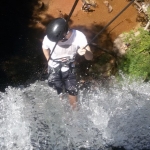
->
[46,18,68,42]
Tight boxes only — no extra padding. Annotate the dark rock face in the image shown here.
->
[0,0,45,91]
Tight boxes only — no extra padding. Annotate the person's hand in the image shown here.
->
[77,47,87,56]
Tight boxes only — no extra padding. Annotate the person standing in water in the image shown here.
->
[42,18,93,109]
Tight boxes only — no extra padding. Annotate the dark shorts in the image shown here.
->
[48,69,78,96]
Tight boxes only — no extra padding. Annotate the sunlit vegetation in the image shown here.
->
[118,28,150,81]
[147,6,150,20]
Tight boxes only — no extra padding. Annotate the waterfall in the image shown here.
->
[0,77,150,150]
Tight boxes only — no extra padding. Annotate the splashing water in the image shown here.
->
[0,76,150,150]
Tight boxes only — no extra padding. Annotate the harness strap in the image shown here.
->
[49,61,75,74]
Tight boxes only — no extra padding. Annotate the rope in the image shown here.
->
[66,0,79,22]
[89,43,119,57]
[84,0,135,48]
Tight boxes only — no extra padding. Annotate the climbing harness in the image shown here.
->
[48,56,76,74]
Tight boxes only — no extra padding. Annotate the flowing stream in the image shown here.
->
[0,75,150,150]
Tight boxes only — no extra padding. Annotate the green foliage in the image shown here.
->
[147,6,150,20]
[118,28,150,80]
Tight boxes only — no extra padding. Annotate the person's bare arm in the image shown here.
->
[42,48,50,61]
[77,45,93,60]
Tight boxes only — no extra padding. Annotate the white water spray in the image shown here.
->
[0,77,150,150]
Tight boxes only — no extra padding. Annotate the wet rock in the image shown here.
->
[112,34,127,56]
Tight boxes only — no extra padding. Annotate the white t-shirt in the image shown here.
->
[42,29,88,71]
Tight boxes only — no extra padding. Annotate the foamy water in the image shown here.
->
[0,76,150,150]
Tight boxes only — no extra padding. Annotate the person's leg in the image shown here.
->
[68,94,77,109]
[48,70,63,95]
[62,70,78,109]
